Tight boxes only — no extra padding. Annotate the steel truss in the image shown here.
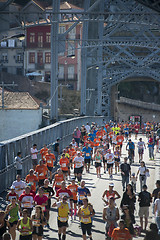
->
[91,0,160,117]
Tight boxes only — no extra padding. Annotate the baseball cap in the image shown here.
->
[10,185,15,190]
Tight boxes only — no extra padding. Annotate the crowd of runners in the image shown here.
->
[0,121,160,240]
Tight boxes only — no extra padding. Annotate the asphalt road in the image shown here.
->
[1,133,159,240]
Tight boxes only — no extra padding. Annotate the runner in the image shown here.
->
[116,133,124,156]
[35,160,48,187]
[42,179,54,227]
[105,149,115,179]
[59,153,69,181]
[148,135,155,160]
[19,186,34,216]
[5,198,20,240]
[17,209,32,240]
[126,139,135,164]
[12,175,26,198]
[73,151,84,183]
[25,169,38,193]
[124,125,129,142]
[52,195,70,240]
[114,146,121,174]
[40,144,48,163]
[45,149,55,183]
[77,198,95,240]
[56,181,72,201]
[102,182,121,205]
[120,157,131,192]
[102,145,108,174]
[134,123,139,140]
[6,186,19,202]
[53,138,60,166]
[53,169,64,193]
[67,178,78,220]
[77,181,91,207]
[82,143,92,173]
[94,149,103,178]
[32,205,46,240]
[137,138,146,162]
[34,187,48,213]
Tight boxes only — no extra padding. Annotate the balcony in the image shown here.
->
[35,63,44,70]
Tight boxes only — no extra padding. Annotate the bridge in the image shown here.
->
[0,116,104,193]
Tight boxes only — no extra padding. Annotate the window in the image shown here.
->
[16,53,23,63]
[68,42,75,56]
[29,52,35,63]
[59,65,64,79]
[29,33,35,43]
[8,39,15,47]
[45,52,51,63]
[2,53,8,62]
[16,68,22,75]
[38,33,43,47]
[68,27,76,39]
[68,65,74,79]
[46,32,51,43]
[37,52,43,64]
[59,26,65,34]
[45,71,51,82]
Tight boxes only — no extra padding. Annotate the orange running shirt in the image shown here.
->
[59,158,69,171]
[26,174,38,191]
[45,153,55,167]
[35,164,48,180]
[67,184,78,200]
[116,135,124,145]
[40,148,48,160]
[53,174,64,189]
[111,228,131,240]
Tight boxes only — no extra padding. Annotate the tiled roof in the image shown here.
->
[0,91,39,109]
[46,1,83,10]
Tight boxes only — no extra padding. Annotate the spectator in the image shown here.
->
[154,191,160,235]
[121,184,136,214]
[121,205,135,237]
[103,196,119,239]
[14,152,22,176]
[2,233,12,240]
[120,157,131,191]
[73,127,81,146]
[144,223,159,240]
[111,219,132,240]
[53,138,60,166]
[138,184,152,231]
[0,211,7,240]
[136,161,149,192]
[31,144,38,170]
[85,122,91,134]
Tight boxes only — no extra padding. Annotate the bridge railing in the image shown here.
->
[0,116,105,193]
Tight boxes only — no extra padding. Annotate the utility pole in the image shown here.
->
[0,82,18,108]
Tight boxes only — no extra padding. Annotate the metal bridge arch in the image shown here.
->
[101,68,160,117]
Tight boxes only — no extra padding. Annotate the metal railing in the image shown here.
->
[0,116,105,193]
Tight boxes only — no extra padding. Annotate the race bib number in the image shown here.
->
[23,202,31,208]
[82,217,89,223]
[60,217,67,222]
[56,182,61,185]
[62,163,66,168]
[47,160,52,164]
[79,195,84,200]
[41,206,45,211]
[86,153,90,157]
[44,192,49,197]
[39,173,44,177]
[32,219,40,227]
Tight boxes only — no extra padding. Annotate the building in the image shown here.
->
[0,89,42,141]
[25,1,83,90]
